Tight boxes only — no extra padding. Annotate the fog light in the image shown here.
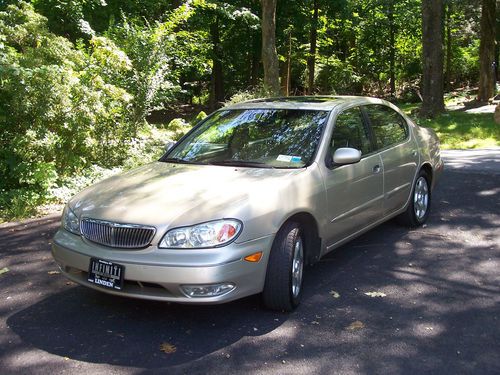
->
[181,283,235,298]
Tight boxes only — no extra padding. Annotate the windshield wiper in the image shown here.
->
[209,160,271,168]
[162,157,201,164]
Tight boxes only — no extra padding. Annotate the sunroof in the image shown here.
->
[251,96,340,103]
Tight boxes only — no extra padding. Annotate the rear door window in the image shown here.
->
[364,105,408,150]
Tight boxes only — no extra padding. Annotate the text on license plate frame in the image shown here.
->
[88,258,124,290]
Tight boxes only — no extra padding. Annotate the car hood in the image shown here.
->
[70,162,303,230]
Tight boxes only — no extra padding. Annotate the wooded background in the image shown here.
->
[0,0,498,218]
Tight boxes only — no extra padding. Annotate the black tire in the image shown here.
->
[398,169,431,228]
[262,221,304,311]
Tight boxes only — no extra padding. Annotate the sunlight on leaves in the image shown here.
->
[329,290,340,298]
[160,342,177,354]
[346,321,365,331]
[364,291,387,298]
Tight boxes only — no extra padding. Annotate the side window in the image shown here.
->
[331,107,372,155]
[364,105,408,149]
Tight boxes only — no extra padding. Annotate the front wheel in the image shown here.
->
[262,222,304,311]
[398,170,431,227]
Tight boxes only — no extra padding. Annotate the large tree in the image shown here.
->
[261,0,280,95]
[421,0,445,118]
[477,0,497,102]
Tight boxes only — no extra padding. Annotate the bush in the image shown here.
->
[167,118,192,140]
[193,110,207,124]
[0,2,139,219]
[0,188,44,219]
[224,87,269,106]
[315,59,362,95]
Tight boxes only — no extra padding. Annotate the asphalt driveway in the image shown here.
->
[0,150,499,374]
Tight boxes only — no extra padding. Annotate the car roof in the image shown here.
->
[225,95,388,111]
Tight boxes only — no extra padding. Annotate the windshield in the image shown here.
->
[162,109,329,168]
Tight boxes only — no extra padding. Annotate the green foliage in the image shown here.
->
[452,41,480,85]
[400,103,499,149]
[31,0,104,38]
[0,187,43,219]
[418,111,499,150]
[193,111,208,124]
[315,59,362,94]
[167,118,192,140]
[224,85,275,106]
[0,2,138,219]
[105,4,207,125]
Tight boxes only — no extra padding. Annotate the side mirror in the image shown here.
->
[333,147,362,165]
[165,141,176,153]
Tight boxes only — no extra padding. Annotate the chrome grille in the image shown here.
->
[80,219,155,249]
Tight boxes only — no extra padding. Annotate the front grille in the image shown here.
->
[80,219,156,249]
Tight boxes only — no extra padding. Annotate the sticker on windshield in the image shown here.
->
[277,155,302,163]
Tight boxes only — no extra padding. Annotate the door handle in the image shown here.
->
[373,165,381,174]
[411,149,418,157]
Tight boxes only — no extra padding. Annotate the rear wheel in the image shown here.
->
[398,169,431,227]
[262,222,304,311]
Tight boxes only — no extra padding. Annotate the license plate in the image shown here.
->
[88,258,124,290]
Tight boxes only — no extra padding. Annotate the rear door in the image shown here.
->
[323,106,384,247]
[362,104,419,215]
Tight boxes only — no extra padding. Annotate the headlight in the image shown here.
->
[159,219,242,249]
[62,205,80,234]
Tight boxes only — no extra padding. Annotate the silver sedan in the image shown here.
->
[52,96,443,311]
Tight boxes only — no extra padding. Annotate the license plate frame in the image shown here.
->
[87,258,124,291]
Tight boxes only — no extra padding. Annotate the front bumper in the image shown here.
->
[51,229,274,304]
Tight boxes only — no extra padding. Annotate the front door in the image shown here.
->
[323,107,384,248]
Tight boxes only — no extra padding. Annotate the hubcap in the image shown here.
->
[414,176,429,220]
[291,237,304,298]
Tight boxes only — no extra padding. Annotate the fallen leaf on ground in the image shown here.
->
[329,290,340,298]
[48,270,60,275]
[364,291,386,298]
[160,342,177,354]
[346,321,365,331]
[0,267,9,275]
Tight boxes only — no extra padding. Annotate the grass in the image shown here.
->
[399,103,499,149]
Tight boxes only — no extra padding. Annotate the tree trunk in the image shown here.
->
[286,31,292,96]
[477,0,496,102]
[421,0,445,118]
[209,17,224,110]
[250,31,260,88]
[388,0,396,98]
[261,0,280,95]
[307,0,319,94]
[444,1,453,91]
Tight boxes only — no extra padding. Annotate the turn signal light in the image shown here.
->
[244,251,263,262]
